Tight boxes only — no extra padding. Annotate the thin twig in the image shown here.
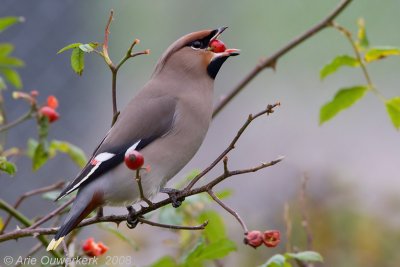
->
[284,202,292,253]
[28,197,75,229]
[0,199,62,258]
[212,0,353,117]
[0,110,33,133]
[100,10,149,127]
[208,190,248,233]
[0,156,283,242]
[185,103,280,191]
[138,218,208,230]
[1,181,65,234]
[299,174,313,251]
[102,10,114,68]
[135,169,153,206]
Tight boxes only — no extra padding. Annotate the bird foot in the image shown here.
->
[126,206,141,229]
[160,188,185,208]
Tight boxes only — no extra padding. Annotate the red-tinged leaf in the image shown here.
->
[364,46,400,62]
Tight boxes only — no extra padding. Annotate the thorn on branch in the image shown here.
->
[223,156,229,175]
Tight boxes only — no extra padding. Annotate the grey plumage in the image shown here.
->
[47,27,239,251]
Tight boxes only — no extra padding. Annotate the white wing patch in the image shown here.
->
[63,141,141,196]
[127,140,141,152]
[64,152,116,195]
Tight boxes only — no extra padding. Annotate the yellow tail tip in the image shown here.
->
[46,237,64,251]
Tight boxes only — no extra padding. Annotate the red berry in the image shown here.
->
[124,149,144,170]
[209,39,226,53]
[39,106,59,123]
[244,230,263,248]
[82,237,108,257]
[263,230,280,247]
[47,95,59,109]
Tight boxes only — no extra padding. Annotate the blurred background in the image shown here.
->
[1,1,400,266]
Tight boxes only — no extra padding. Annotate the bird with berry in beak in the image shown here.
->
[47,27,239,251]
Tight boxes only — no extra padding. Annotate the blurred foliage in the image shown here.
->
[261,251,323,267]
[0,16,87,175]
[149,192,237,267]
[286,179,400,267]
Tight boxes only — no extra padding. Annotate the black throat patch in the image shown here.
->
[207,56,228,79]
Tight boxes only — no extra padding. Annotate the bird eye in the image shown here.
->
[191,40,202,49]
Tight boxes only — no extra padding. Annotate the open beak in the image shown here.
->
[208,27,240,57]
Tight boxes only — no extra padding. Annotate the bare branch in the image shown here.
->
[28,197,75,229]
[138,218,208,230]
[212,0,353,117]
[185,102,280,190]
[0,181,65,234]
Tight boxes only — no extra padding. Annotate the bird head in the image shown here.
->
[153,27,239,79]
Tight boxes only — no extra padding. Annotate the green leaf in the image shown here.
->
[70,48,84,75]
[385,97,400,130]
[0,43,14,56]
[49,140,87,167]
[0,16,24,33]
[98,223,139,250]
[78,42,98,53]
[357,18,369,49]
[319,85,368,125]
[364,46,400,62]
[285,251,323,263]
[57,43,82,54]
[150,256,178,267]
[214,189,233,200]
[195,238,236,260]
[320,55,359,79]
[26,138,38,158]
[185,238,236,265]
[0,56,25,68]
[198,210,226,243]
[260,254,286,267]
[1,68,22,89]
[159,205,184,225]
[0,156,16,175]
[0,217,3,230]
[32,142,49,171]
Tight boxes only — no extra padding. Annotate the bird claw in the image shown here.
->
[160,188,185,208]
[126,206,139,229]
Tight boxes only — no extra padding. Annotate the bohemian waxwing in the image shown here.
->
[47,27,239,250]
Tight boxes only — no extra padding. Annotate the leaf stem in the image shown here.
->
[331,22,387,102]
[0,110,33,133]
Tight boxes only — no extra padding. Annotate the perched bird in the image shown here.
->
[47,27,239,251]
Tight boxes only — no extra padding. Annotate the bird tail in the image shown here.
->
[47,190,102,251]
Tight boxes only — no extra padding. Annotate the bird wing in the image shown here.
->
[56,95,177,200]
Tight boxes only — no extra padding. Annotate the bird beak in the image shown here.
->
[208,27,240,58]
